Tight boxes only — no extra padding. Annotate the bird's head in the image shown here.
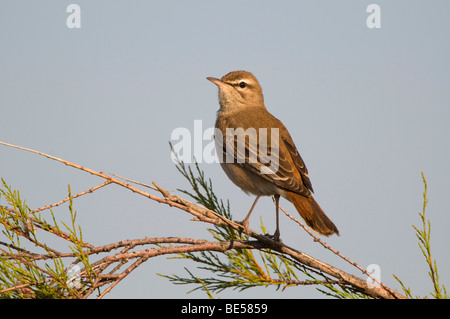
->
[207,70,265,111]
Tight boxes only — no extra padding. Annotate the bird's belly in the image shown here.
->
[219,162,283,197]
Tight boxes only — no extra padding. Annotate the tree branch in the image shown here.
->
[0,140,404,299]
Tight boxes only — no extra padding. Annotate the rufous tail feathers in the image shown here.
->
[286,191,339,236]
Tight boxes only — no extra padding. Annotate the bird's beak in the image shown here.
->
[207,77,228,89]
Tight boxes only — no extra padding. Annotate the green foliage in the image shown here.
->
[394,173,447,299]
[0,179,89,298]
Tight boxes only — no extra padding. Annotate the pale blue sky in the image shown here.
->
[1,1,449,298]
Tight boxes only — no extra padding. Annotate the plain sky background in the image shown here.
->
[1,1,449,299]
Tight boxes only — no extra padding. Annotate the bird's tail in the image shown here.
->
[286,191,339,236]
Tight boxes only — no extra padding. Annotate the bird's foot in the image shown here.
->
[264,231,282,243]
[236,219,251,237]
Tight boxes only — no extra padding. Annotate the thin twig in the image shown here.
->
[96,256,149,299]
[29,181,112,214]
[279,205,400,299]
[110,173,158,191]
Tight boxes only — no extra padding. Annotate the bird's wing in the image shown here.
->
[220,127,312,196]
[281,135,314,193]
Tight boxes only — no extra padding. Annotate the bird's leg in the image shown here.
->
[265,195,281,242]
[273,194,281,241]
[238,194,261,236]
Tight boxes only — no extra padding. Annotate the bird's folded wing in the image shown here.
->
[281,136,314,193]
[220,130,312,196]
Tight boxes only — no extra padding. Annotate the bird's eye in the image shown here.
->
[239,81,247,88]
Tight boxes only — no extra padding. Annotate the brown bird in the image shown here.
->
[207,70,339,240]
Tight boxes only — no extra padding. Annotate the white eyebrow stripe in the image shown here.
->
[228,79,254,86]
